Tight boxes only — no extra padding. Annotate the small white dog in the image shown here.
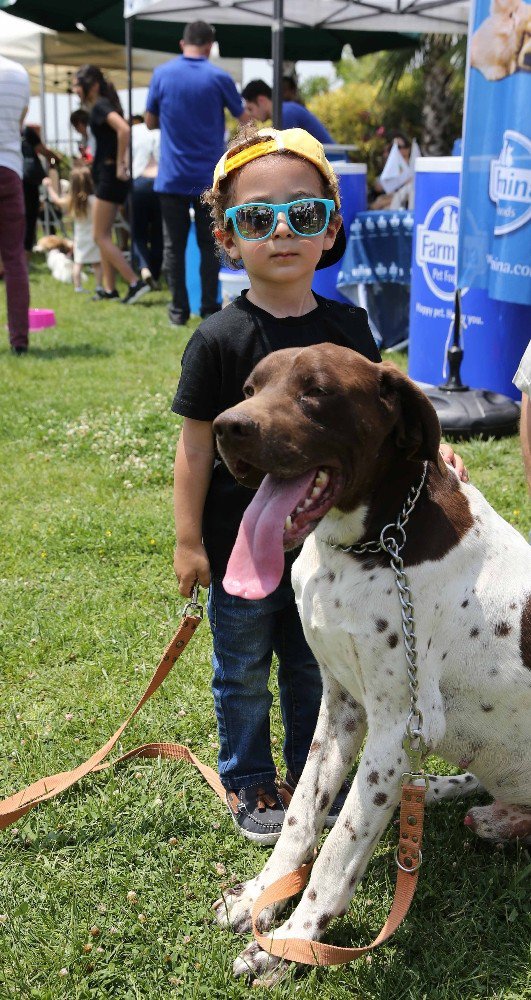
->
[46,248,75,284]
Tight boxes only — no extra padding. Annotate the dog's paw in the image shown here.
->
[233,940,290,983]
[213,879,279,934]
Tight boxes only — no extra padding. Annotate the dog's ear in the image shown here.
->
[378,363,441,461]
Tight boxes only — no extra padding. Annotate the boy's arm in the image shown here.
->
[174,417,215,597]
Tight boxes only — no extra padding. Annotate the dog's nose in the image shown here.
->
[213,411,258,443]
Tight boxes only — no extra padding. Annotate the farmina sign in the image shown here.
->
[457,0,531,306]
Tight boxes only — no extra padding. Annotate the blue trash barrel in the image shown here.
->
[408,157,529,401]
[312,163,367,303]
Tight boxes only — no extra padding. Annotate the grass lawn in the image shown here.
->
[0,260,530,1000]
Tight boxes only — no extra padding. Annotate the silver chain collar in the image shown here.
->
[326,461,429,787]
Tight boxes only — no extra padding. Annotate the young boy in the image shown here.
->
[172,126,462,844]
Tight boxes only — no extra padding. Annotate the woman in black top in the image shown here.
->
[74,66,149,304]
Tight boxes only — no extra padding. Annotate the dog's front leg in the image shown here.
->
[233,727,405,980]
[214,673,366,939]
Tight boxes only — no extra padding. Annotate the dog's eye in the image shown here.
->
[243,384,255,398]
[301,386,328,399]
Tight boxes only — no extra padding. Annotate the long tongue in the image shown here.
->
[223,470,316,599]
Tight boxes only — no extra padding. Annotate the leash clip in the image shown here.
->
[183,581,204,619]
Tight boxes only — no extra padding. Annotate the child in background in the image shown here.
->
[44,165,102,293]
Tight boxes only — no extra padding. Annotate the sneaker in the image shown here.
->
[122,279,150,305]
[140,267,160,291]
[74,286,88,294]
[168,307,190,327]
[91,288,119,301]
[285,770,351,829]
[226,782,291,845]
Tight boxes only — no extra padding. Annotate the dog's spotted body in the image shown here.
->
[212,345,531,980]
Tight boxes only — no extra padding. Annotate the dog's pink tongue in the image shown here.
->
[223,470,316,599]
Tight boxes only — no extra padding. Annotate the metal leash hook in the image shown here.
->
[183,580,204,619]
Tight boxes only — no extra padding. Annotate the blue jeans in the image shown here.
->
[131,176,163,280]
[208,571,323,791]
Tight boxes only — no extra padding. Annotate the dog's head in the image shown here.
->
[214,344,441,596]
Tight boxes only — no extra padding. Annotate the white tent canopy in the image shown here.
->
[0,10,241,93]
[125,0,470,35]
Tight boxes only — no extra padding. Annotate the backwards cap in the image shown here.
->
[212,127,341,209]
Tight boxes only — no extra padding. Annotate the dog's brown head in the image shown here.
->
[213,344,441,598]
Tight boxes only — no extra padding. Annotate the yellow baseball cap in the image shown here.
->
[212,127,341,209]
[212,127,345,270]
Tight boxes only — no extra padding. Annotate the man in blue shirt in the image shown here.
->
[146,21,248,325]
[241,79,335,147]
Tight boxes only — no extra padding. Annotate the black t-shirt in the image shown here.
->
[89,98,119,169]
[22,126,45,186]
[172,291,381,578]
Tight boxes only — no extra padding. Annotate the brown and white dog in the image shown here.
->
[212,344,531,981]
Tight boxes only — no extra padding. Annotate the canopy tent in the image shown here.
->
[124,0,469,125]
[5,0,419,61]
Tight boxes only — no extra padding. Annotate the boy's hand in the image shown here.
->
[174,543,211,597]
[439,442,469,482]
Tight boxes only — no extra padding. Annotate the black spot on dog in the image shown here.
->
[317,912,332,931]
[387,588,392,595]
[303,920,311,929]
[509,602,516,610]
[339,692,347,702]
[319,793,330,812]
[368,771,379,785]
[427,637,432,650]
[309,740,322,754]
[374,792,388,806]
[481,703,494,712]
[388,633,399,649]
[349,872,358,888]
[327,571,336,583]
[308,889,317,902]
[345,718,358,732]
[369,574,375,582]
[334,599,341,609]
[494,621,511,637]
[388,768,395,777]
[288,816,298,826]
[449,778,460,785]
[376,618,388,632]
[442,651,448,660]
[470,627,480,638]
[462,599,469,608]
[465,775,474,782]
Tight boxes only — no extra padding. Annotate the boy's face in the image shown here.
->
[218,156,342,287]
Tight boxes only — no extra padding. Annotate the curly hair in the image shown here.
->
[202,123,341,254]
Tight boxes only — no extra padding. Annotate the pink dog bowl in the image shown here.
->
[29,308,56,331]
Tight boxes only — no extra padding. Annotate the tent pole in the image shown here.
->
[39,33,47,142]
[272,0,284,128]
[125,15,135,264]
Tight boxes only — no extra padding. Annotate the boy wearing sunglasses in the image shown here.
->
[171,126,463,843]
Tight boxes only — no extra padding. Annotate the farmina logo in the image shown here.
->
[415,196,460,301]
[489,130,531,235]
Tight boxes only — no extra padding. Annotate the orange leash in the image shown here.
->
[0,604,425,972]
[0,609,224,830]
[250,784,425,967]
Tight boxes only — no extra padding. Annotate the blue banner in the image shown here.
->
[457,0,531,306]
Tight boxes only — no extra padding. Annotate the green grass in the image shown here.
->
[0,260,530,1000]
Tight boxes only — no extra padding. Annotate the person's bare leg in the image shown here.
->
[73,261,83,290]
[92,261,102,287]
[93,198,137,288]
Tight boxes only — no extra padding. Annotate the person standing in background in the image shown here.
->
[74,65,150,305]
[131,116,163,289]
[242,79,335,147]
[145,20,249,327]
[0,54,30,355]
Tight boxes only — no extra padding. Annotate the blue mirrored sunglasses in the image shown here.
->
[224,198,335,241]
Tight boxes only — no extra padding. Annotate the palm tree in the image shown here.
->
[376,35,466,155]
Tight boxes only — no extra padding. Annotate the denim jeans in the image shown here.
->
[208,570,323,791]
[159,193,220,318]
[131,176,163,280]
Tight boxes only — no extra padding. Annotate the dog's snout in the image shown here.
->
[214,411,258,443]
